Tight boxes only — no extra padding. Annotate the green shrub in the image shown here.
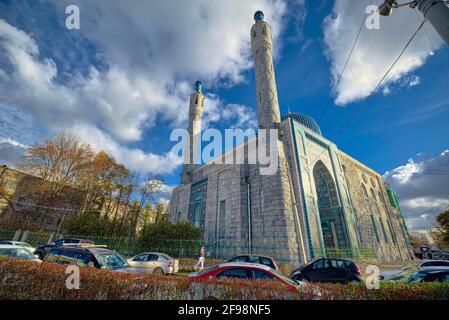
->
[63,212,113,237]
[139,220,202,241]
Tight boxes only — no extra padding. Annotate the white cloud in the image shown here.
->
[0,1,286,174]
[0,137,29,149]
[70,124,182,175]
[323,0,443,105]
[384,150,449,232]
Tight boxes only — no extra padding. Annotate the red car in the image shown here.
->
[188,262,301,291]
[227,254,279,271]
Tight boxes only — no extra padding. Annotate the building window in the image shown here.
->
[370,215,380,243]
[370,188,388,243]
[219,200,226,239]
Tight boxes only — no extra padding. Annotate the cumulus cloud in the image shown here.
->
[384,150,449,232]
[0,0,285,174]
[70,124,182,176]
[323,0,444,105]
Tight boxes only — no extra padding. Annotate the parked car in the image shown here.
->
[0,244,41,262]
[379,260,449,281]
[227,255,279,270]
[188,262,302,291]
[406,268,449,283]
[0,241,36,253]
[290,258,361,283]
[43,244,146,274]
[127,252,179,275]
[34,238,94,260]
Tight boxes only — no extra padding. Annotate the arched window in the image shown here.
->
[362,185,379,243]
[370,188,388,243]
[379,191,397,244]
[313,161,348,249]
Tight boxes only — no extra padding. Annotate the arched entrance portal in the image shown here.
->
[313,161,349,249]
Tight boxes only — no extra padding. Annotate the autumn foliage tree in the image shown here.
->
[14,132,166,237]
[19,133,93,224]
[434,206,449,250]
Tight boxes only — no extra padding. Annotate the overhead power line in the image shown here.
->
[317,0,374,125]
[309,18,428,167]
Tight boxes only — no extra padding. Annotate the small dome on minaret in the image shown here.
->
[195,80,202,93]
[254,10,264,22]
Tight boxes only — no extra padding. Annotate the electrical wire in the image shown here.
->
[308,18,428,167]
[317,0,374,125]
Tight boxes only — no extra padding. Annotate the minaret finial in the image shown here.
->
[195,80,202,93]
[254,10,264,22]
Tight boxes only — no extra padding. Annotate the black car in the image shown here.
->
[407,268,449,283]
[34,238,93,260]
[44,246,145,274]
[290,258,361,283]
[227,255,279,270]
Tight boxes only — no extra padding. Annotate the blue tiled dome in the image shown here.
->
[282,112,322,135]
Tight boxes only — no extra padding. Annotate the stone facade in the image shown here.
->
[168,12,413,264]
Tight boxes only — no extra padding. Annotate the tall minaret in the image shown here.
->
[251,10,281,129]
[181,81,205,185]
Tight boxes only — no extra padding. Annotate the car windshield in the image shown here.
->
[160,254,172,260]
[0,248,35,259]
[95,253,129,270]
[196,265,220,276]
[408,272,427,283]
[271,269,299,286]
[16,242,32,248]
[401,262,419,271]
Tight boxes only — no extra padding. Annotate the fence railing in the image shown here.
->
[313,247,376,260]
[0,229,377,262]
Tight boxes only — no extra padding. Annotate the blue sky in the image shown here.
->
[1,0,448,233]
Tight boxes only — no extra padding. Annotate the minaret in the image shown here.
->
[251,10,281,129]
[181,81,205,185]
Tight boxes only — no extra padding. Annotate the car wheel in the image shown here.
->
[298,275,310,282]
[36,252,43,260]
[153,268,164,275]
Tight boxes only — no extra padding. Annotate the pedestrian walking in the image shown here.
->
[194,245,206,271]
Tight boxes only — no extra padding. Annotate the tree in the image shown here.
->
[139,220,201,241]
[409,233,429,253]
[0,166,15,217]
[19,132,93,223]
[435,206,449,249]
[62,211,111,236]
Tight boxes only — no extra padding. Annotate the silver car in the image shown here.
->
[380,260,449,281]
[0,241,36,253]
[127,252,179,275]
[0,244,41,262]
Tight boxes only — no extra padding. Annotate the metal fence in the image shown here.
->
[313,247,376,260]
[0,229,377,261]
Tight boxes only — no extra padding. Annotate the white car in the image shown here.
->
[380,260,449,281]
[0,241,36,253]
[0,244,41,262]
[127,252,179,275]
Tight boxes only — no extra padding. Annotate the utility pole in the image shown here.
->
[417,0,449,45]
[379,0,449,46]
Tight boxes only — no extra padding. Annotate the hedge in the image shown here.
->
[1,258,449,300]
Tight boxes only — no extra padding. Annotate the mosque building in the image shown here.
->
[168,11,413,264]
